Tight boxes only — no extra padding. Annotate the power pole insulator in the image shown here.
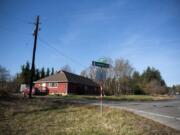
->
[29,16,40,98]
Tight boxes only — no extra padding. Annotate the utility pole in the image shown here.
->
[29,16,40,98]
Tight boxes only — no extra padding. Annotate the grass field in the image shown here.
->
[56,94,175,101]
[0,96,179,135]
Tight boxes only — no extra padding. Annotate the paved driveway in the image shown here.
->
[69,96,180,130]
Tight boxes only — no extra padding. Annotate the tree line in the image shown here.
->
[0,62,55,96]
[15,61,55,85]
[0,58,174,96]
[0,61,75,94]
[80,58,168,95]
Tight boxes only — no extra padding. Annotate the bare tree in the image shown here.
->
[114,58,133,79]
[88,66,96,80]
[0,65,11,96]
[145,79,167,95]
[0,65,10,82]
[80,57,135,95]
[61,64,73,73]
[80,69,88,77]
[112,58,134,95]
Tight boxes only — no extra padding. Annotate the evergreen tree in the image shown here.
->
[51,67,54,75]
[41,67,45,78]
[21,61,31,84]
[46,68,50,77]
[132,71,140,82]
[35,69,40,81]
[141,67,165,85]
[141,67,167,94]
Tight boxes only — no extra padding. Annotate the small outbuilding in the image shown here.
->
[34,70,99,95]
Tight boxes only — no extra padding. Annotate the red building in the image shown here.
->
[34,70,99,95]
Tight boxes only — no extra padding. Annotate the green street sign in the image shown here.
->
[92,61,110,68]
[97,58,107,63]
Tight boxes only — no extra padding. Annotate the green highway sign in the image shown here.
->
[92,61,110,68]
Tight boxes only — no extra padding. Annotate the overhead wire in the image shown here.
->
[0,13,88,69]
[38,37,87,69]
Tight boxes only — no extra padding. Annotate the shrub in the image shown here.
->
[133,84,145,95]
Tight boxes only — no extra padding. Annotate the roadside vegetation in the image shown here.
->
[50,94,174,101]
[0,96,179,135]
[171,84,180,94]
[0,58,176,98]
[81,58,168,95]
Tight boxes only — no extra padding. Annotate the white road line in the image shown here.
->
[118,107,180,121]
[72,101,180,121]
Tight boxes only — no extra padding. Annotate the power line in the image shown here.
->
[39,37,86,68]
[39,37,87,69]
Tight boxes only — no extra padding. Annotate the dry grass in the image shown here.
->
[0,96,179,135]
[58,94,175,101]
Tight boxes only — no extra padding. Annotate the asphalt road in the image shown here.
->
[69,96,180,131]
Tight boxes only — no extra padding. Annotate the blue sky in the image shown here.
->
[0,0,180,86]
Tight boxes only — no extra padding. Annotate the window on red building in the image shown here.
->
[48,82,58,88]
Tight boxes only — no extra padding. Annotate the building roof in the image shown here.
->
[34,70,99,87]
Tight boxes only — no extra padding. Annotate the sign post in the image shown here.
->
[92,60,110,115]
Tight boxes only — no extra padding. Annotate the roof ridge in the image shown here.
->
[34,70,98,86]
[61,71,68,82]
[63,70,95,81]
